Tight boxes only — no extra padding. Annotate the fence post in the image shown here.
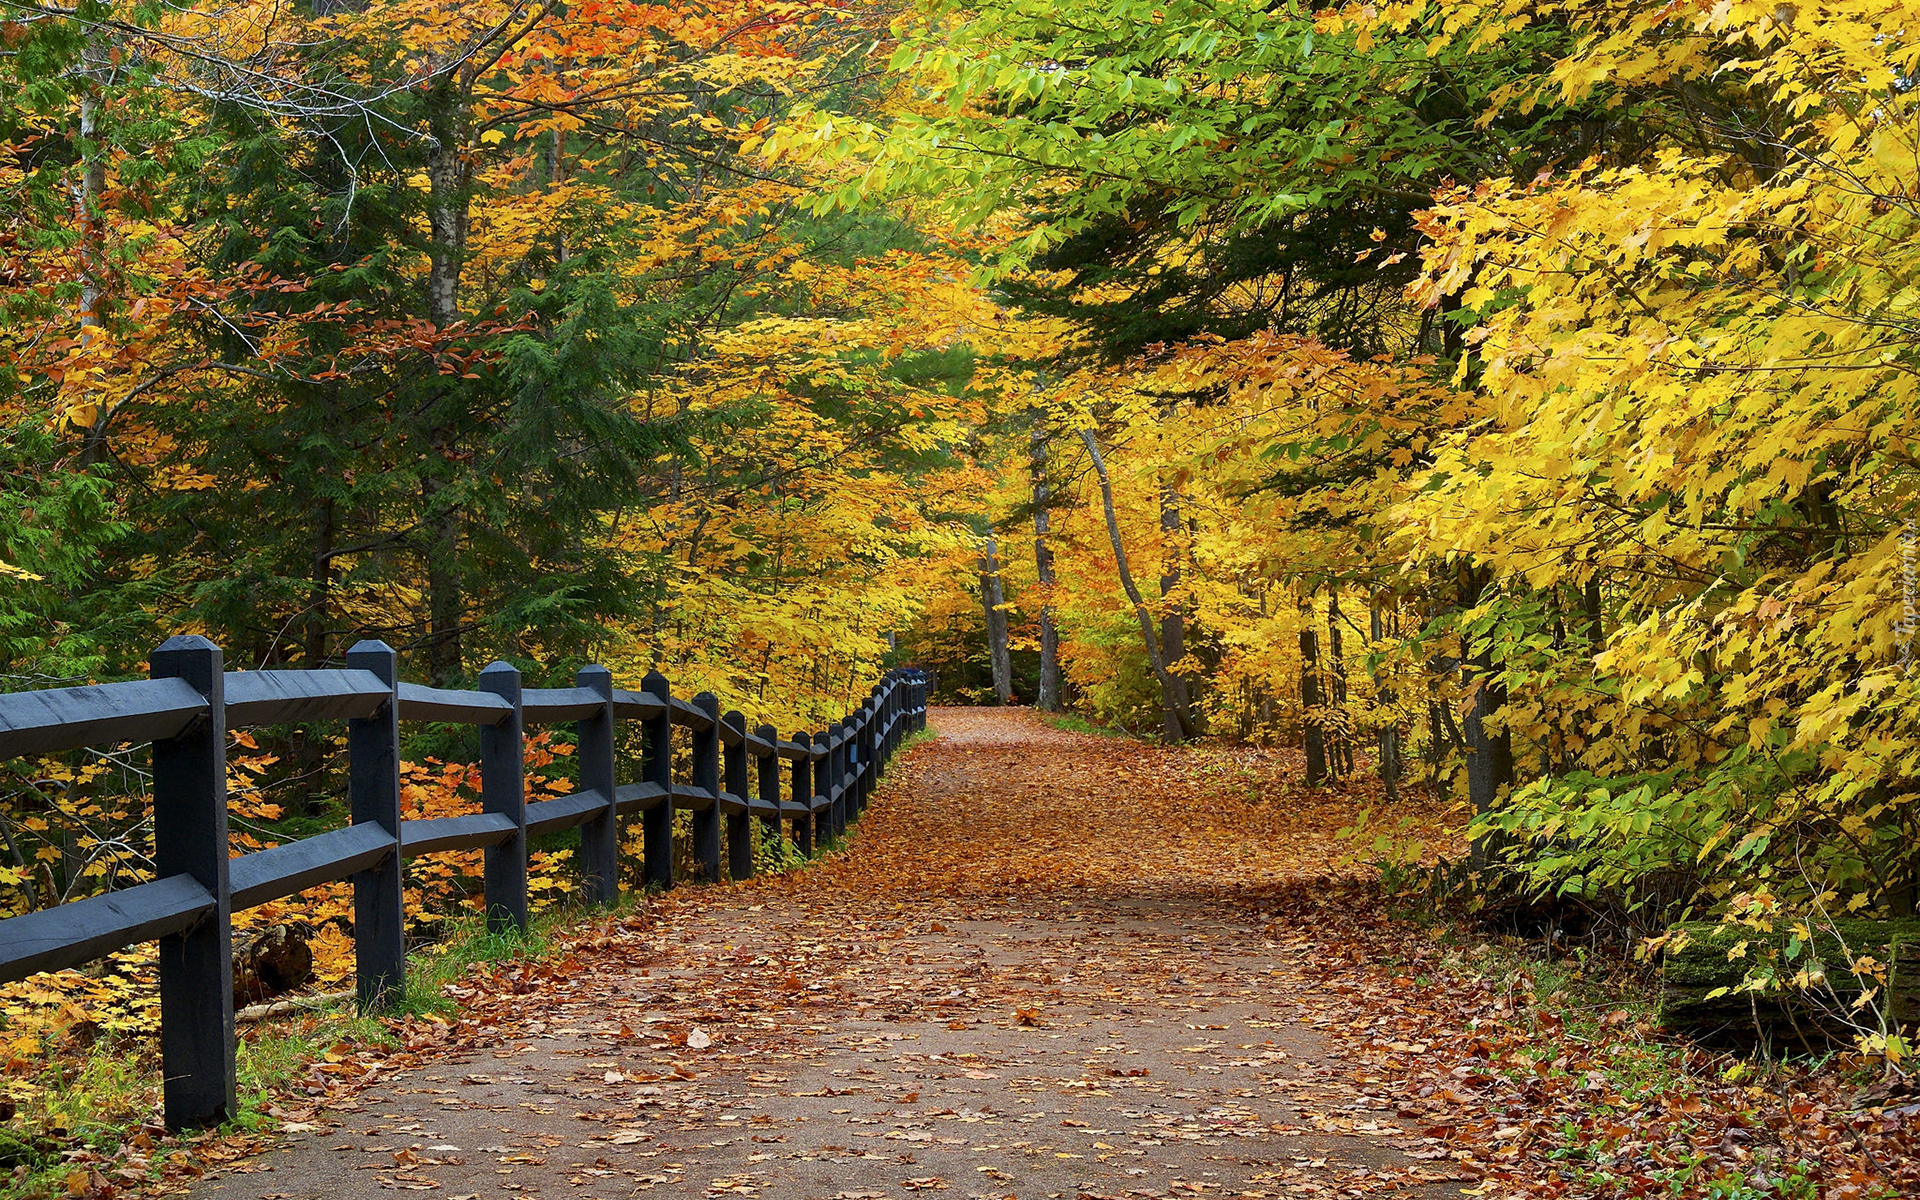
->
[860,696,877,812]
[692,692,722,881]
[851,702,868,819]
[824,721,841,840]
[852,709,866,810]
[346,639,406,1013]
[852,710,864,807]
[791,731,813,857]
[840,716,855,829]
[813,727,832,848]
[724,710,751,880]
[150,635,235,1130]
[642,671,674,890]
[756,723,782,853]
[845,712,861,825]
[479,661,527,933]
[577,665,619,906]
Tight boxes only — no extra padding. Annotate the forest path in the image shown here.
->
[189,708,1470,1200]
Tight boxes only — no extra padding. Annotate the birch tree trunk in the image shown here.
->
[1371,588,1400,802]
[979,538,1014,705]
[1030,424,1062,712]
[421,76,474,685]
[1159,486,1192,742]
[1079,429,1196,740]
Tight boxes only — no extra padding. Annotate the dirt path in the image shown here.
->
[190,709,1472,1200]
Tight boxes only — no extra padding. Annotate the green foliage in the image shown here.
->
[0,429,148,679]
[780,0,1596,361]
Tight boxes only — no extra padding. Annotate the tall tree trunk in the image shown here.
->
[978,537,1013,705]
[1328,587,1353,776]
[421,79,473,686]
[1464,646,1515,867]
[1573,573,1609,772]
[546,130,569,264]
[1582,575,1603,656]
[1030,424,1061,712]
[1079,429,1196,740]
[287,497,339,816]
[1371,588,1400,802]
[425,80,471,331]
[422,467,464,686]
[1159,485,1192,741]
[304,497,335,668]
[1301,611,1328,786]
[1461,566,1514,867]
[75,40,114,469]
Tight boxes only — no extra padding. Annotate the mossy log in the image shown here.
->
[1659,918,1920,1036]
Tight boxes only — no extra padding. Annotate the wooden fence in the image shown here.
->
[0,636,928,1130]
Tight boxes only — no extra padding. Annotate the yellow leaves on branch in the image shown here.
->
[1367,0,1920,901]
[902,0,1920,914]
[589,236,1008,727]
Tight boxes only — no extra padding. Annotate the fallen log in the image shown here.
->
[1660,918,1920,1037]
[231,923,314,1006]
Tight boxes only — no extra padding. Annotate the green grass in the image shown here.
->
[1037,712,1128,738]
[1,1006,391,1197]
[386,911,567,1019]
[755,824,819,874]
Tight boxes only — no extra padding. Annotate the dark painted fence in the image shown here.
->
[0,636,928,1129]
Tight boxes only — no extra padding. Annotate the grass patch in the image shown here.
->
[387,913,560,1020]
[1037,712,1127,738]
[1476,941,1689,1104]
[0,1003,392,1199]
[754,823,819,874]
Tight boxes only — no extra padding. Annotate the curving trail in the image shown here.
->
[189,709,1468,1200]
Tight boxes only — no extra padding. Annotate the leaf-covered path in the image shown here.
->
[190,709,1469,1200]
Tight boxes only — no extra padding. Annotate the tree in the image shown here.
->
[773,0,1596,361]
[1080,427,1197,741]
[977,537,1013,705]
[1029,420,1061,712]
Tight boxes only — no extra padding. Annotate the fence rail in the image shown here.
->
[0,636,928,1130]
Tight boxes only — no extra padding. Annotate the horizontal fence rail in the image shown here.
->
[0,636,928,1130]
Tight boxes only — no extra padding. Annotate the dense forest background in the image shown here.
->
[3,0,1919,1074]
